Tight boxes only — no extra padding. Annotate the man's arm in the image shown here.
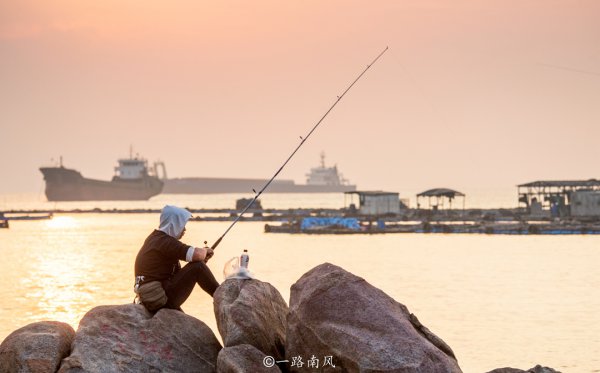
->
[185,247,214,263]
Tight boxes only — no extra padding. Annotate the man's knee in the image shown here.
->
[186,261,214,281]
[186,261,219,296]
[187,261,209,272]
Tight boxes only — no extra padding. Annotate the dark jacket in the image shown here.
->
[134,230,190,284]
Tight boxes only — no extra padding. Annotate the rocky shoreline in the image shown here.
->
[0,263,560,373]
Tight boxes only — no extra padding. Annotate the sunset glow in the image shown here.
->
[1,1,599,194]
[45,215,78,229]
[1,4,599,370]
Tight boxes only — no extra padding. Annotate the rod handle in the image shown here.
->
[210,236,223,251]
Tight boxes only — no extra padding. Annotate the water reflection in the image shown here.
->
[19,217,93,328]
[1,214,599,372]
[45,215,79,230]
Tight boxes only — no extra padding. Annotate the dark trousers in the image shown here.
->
[163,261,219,310]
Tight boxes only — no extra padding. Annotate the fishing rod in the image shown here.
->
[208,46,389,251]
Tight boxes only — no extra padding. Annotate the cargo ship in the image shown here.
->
[163,153,357,194]
[39,156,164,201]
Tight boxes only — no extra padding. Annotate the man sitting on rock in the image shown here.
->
[134,205,219,312]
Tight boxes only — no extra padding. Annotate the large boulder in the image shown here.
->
[58,304,221,373]
[213,279,287,362]
[486,366,561,373]
[0,321,75,373]
[286,263,462,373]
[217,344,279,373]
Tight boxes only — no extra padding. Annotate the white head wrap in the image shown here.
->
[158,205,192,238]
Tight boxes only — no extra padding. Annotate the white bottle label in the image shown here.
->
[240,253,249,268]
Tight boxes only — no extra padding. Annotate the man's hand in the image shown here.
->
[204,248,214,263]
[192,247,212,262]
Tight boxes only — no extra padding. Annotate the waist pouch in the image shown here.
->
[137,281,167,311]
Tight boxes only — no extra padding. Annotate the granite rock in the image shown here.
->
[217,344,280,373]
[58,304,221,373]
[486,365,561,373]
[286,263,462,373]
[214,279,287,362]
[0,321,74,373]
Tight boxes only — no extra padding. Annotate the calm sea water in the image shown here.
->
[1,192,599,372]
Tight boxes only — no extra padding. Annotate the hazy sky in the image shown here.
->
[1,0,599,194]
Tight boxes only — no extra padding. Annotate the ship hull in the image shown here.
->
[163,177,356,194]
[40,167,163,201]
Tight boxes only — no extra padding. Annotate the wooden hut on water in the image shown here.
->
[344,191,401,216]
[416,188,465,210]
[518,180,600,218]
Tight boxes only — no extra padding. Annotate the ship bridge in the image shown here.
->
[305,152,350,186]
[115,158,148,179]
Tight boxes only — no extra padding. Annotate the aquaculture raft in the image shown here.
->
[264,219,600,235]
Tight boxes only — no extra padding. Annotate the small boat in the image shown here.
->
[0,219,8,229]
[4,213,54,221]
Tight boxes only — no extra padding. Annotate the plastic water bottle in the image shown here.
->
[240,249,249,268]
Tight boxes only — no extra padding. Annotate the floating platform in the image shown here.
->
[264,220,600,235]
[4,206,600,235]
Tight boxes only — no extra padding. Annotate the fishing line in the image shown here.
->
[538,62,600,77]
[209,46,389,250]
